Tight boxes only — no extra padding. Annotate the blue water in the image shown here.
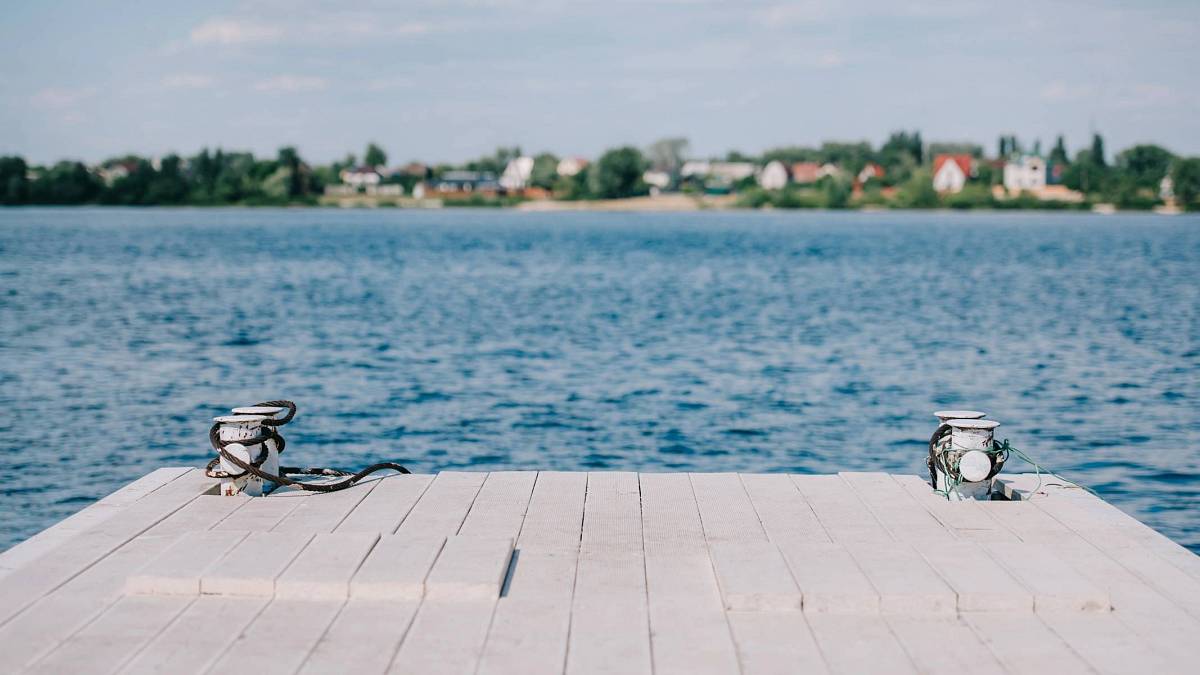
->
[0,208,1197,552]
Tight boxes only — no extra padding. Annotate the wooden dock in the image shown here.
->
[1,469,1198,674]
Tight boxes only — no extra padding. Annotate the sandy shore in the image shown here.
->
[517,194,736,212]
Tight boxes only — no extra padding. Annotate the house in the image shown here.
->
[792,162,821,184]
[643,170,671,190]
[434,170,499,193]
[1003,155,1046,193]
[857,163,884,184]
[1160,173,1174,201]
[758,160,789,190]
[932,154,973,193]
[340,166,382,188]
[400,162,428,178]
[500,156,535,191]
[556,157,589,177]
[818,163,843,179]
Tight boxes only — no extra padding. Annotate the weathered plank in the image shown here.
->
[458,471,537,538]
[805,614,916,674]
[726,611,829,675]
[791,475,892,544]
[840,472,949,544]
[566,472,651,675]
[963,613,1094,675]
[25,595,192,674]
[892,474,1019,543]
[985,542,1110,612]
[268,479,378,534]
[884,616,1006,675]
[395,471,487,538]
[691,472,769,543]
[200,531,314,596]
[709,541,803,611]
[121,596,269,674]
[274,531,380,600]
[126,529,249,595]
[207,598,344,675]
[349,535,445,600]
[778,542,879,614]
[739,473,830,545]
[423,535,514,600]
[335,473,433,534]
[641,473,741,675]
[846,542,957,615]
[917,540,1033,612]
[301,598,422,674]
[477,471,586,675]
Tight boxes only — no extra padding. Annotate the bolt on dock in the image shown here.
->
[1,469,1198,674]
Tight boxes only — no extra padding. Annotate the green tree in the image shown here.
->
[587,146,647,199]
[1090,133,1107,167]
[1172,158,1200,209]
[364,143,387,167]
[1049,136,1070,165]
[29,161,102,204]
[897,169,939,208]
[1114,144,1174,190]
[0,156,29,204]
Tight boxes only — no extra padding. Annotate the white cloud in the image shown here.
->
[162,74,217,89]
[30,86,97,109]
[190,18,284,45]
[254,75,328,92]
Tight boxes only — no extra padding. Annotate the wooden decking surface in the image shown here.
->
[1,469,1199,674]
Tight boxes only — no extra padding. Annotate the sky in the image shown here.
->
[2,0,1198,165]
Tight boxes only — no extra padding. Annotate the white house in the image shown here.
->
[340,166,382,188]
[1003,155,1047,193]
[642,170,671,189]
[932,154,973,193]
[758,160,789,190]
[500,156,535,191]
[556,156,589,177]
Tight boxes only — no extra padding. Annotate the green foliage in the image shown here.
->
[1049,135,1070,165]
[1172,158,1200,209]
[760,146,821,165]
[466,147,521,175]
[896,169,939,208]
[29,161,102,204]
[943,184,993,210]
[927,141,984,158]
[0,156,30,205]
[364,142,387,167]
[588,146,647,199]
[1114,144,1174,190]
[646,138,689,174]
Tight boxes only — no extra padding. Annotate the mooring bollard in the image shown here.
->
[929,412,1002,501]
[212,413,282,496]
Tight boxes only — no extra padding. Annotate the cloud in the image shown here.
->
[190,18,284,45]
[254,75,328,92]
[162,74,217,89]
[30,86,97,109]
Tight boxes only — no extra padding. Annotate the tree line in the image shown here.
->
[2,132,1198,209]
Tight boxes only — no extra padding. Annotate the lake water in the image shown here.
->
[0,207,1197,552]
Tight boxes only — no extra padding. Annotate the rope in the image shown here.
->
[204,400,411,492]
[928,424,1094,499]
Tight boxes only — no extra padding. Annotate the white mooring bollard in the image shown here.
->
[931,413,1001,501]
[213,413,281,496]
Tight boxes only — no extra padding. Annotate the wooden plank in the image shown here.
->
[964,613,1095,675]
[268,479,378,534]
[335,473,433,534]
[1038,611,1180,675]
[690,472,769,543]
[212,493,301,531]
[349,535,445,600]
[1099,545,1200,619]
[274,532,380,600]
[791,475,892,544]
[885,617,1006,675]
[0,469,214,629]
[778,542,879,614]
[640,473,740,675]
[477,471,586,675]
[0,473,226,671]
[847,542,957,615]
[300,598,421,674]
[458,471,537,538]
[477,550,579,675]
[726,611,829,675]
[984,542,1110,612]
[200,531,314,596]
[840,472,951,543]
[513,471,587,551]
[709,541,803,611]
[381,473,524,675]
[805,614,916,674]
[981,500,1077,544]
[126,530,249,595]
[566,472,651,675]
[917,540,1033,612]
[423,535,514,600]
[121,596,269,674]
[206,598,344,675]
[25,595,192,674]
[395,471,487,538]
[892,474,1019,543]
[739,473,830,545]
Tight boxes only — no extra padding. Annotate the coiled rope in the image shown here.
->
[204,400,410,492]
